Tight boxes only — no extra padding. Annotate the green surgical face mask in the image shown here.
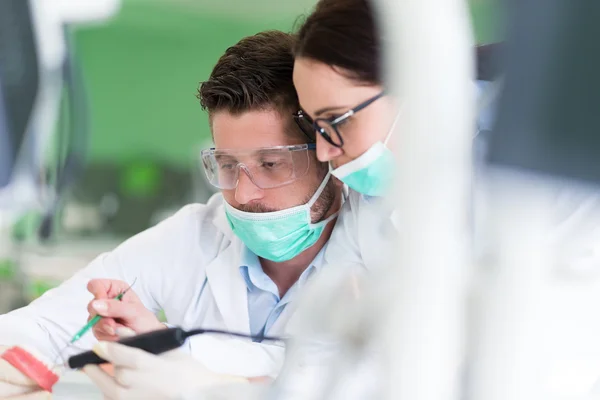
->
[224,173,337,262]
[330,112,400,197]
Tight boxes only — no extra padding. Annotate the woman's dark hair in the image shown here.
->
[294,0,381,85]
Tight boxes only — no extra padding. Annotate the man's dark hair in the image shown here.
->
[198,30,314,141]
[294,0,382,85]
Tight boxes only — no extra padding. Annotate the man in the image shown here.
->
[0,30,342,397]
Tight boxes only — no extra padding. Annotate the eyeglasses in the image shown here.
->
[293,92,385,148]
[200,144,316,190]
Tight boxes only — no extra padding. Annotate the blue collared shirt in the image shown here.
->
[239,246,325,340]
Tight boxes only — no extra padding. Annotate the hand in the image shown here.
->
[83,342,249,400]
[0,346,48,399]
[87,279,165,342]
[0,391,51,399]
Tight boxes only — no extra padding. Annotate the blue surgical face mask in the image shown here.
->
[330,113,400,197]
[224,173,337,262]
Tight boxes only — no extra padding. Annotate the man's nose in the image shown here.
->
[234,168,264,204]
[316,133,343,163]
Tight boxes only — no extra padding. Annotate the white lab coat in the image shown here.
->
[323,190,398,271]
[0,194,289,378]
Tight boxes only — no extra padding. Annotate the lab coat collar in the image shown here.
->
[204,238,251,334]
[212,203,235,240]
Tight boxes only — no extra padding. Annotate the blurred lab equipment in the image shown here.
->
[0,0,119,217]
[0,0,121,310]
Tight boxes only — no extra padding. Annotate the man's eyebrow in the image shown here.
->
[214,150,265,161]
[214,153,236,161]
[313,105,349,117]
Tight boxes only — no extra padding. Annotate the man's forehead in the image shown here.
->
[211,109,306,149]
[213,146,295,157]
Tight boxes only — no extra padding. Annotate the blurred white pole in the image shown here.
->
[468,173,551,400]
[375,0,475,400]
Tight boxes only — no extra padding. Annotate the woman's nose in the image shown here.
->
[316,133,343,163]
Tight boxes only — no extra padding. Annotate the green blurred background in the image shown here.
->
[75,0,500,168]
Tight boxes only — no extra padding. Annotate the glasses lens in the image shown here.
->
[249,149,299,188]
[315,120,343,147]
[201,151,238,189]
[201,146,313,190]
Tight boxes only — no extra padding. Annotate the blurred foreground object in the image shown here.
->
[472,0,600,399]
[488,0,600,183]
[379,0,475,399]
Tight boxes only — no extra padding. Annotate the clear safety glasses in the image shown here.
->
[200,144,316,190]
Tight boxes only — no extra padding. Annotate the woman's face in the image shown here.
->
[293,57,396,169]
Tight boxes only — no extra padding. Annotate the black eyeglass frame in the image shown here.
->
[293,91,385,148]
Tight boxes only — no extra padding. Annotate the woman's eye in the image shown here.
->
[331,116,351,130]
[335,118,349,127]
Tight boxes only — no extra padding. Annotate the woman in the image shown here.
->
[292,0,402,270]
[293,0,397,199]
[291,0,501,270]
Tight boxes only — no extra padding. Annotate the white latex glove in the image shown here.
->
[83,341,249,400]
[2,391,51,400]
[0,346,50,399]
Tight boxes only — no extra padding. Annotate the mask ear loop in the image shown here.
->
[307,170,333,208]
[384,110,402,146]
[306,165,341,227]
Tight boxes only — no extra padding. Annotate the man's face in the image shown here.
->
[212,109,333,220]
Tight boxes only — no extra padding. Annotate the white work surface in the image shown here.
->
[52,371,102,400]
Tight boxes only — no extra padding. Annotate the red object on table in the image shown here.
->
[1,346,59,392]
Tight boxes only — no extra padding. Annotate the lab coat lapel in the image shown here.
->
[205,211,251,334]
[267,303,298,336]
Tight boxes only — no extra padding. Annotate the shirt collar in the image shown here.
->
[239,244,327,298]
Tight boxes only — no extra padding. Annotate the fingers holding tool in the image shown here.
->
[87,279,164,338]
[85,278,150,341]
[86,279,132,300]
[89,302,140,341]
[91,317,121,342]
